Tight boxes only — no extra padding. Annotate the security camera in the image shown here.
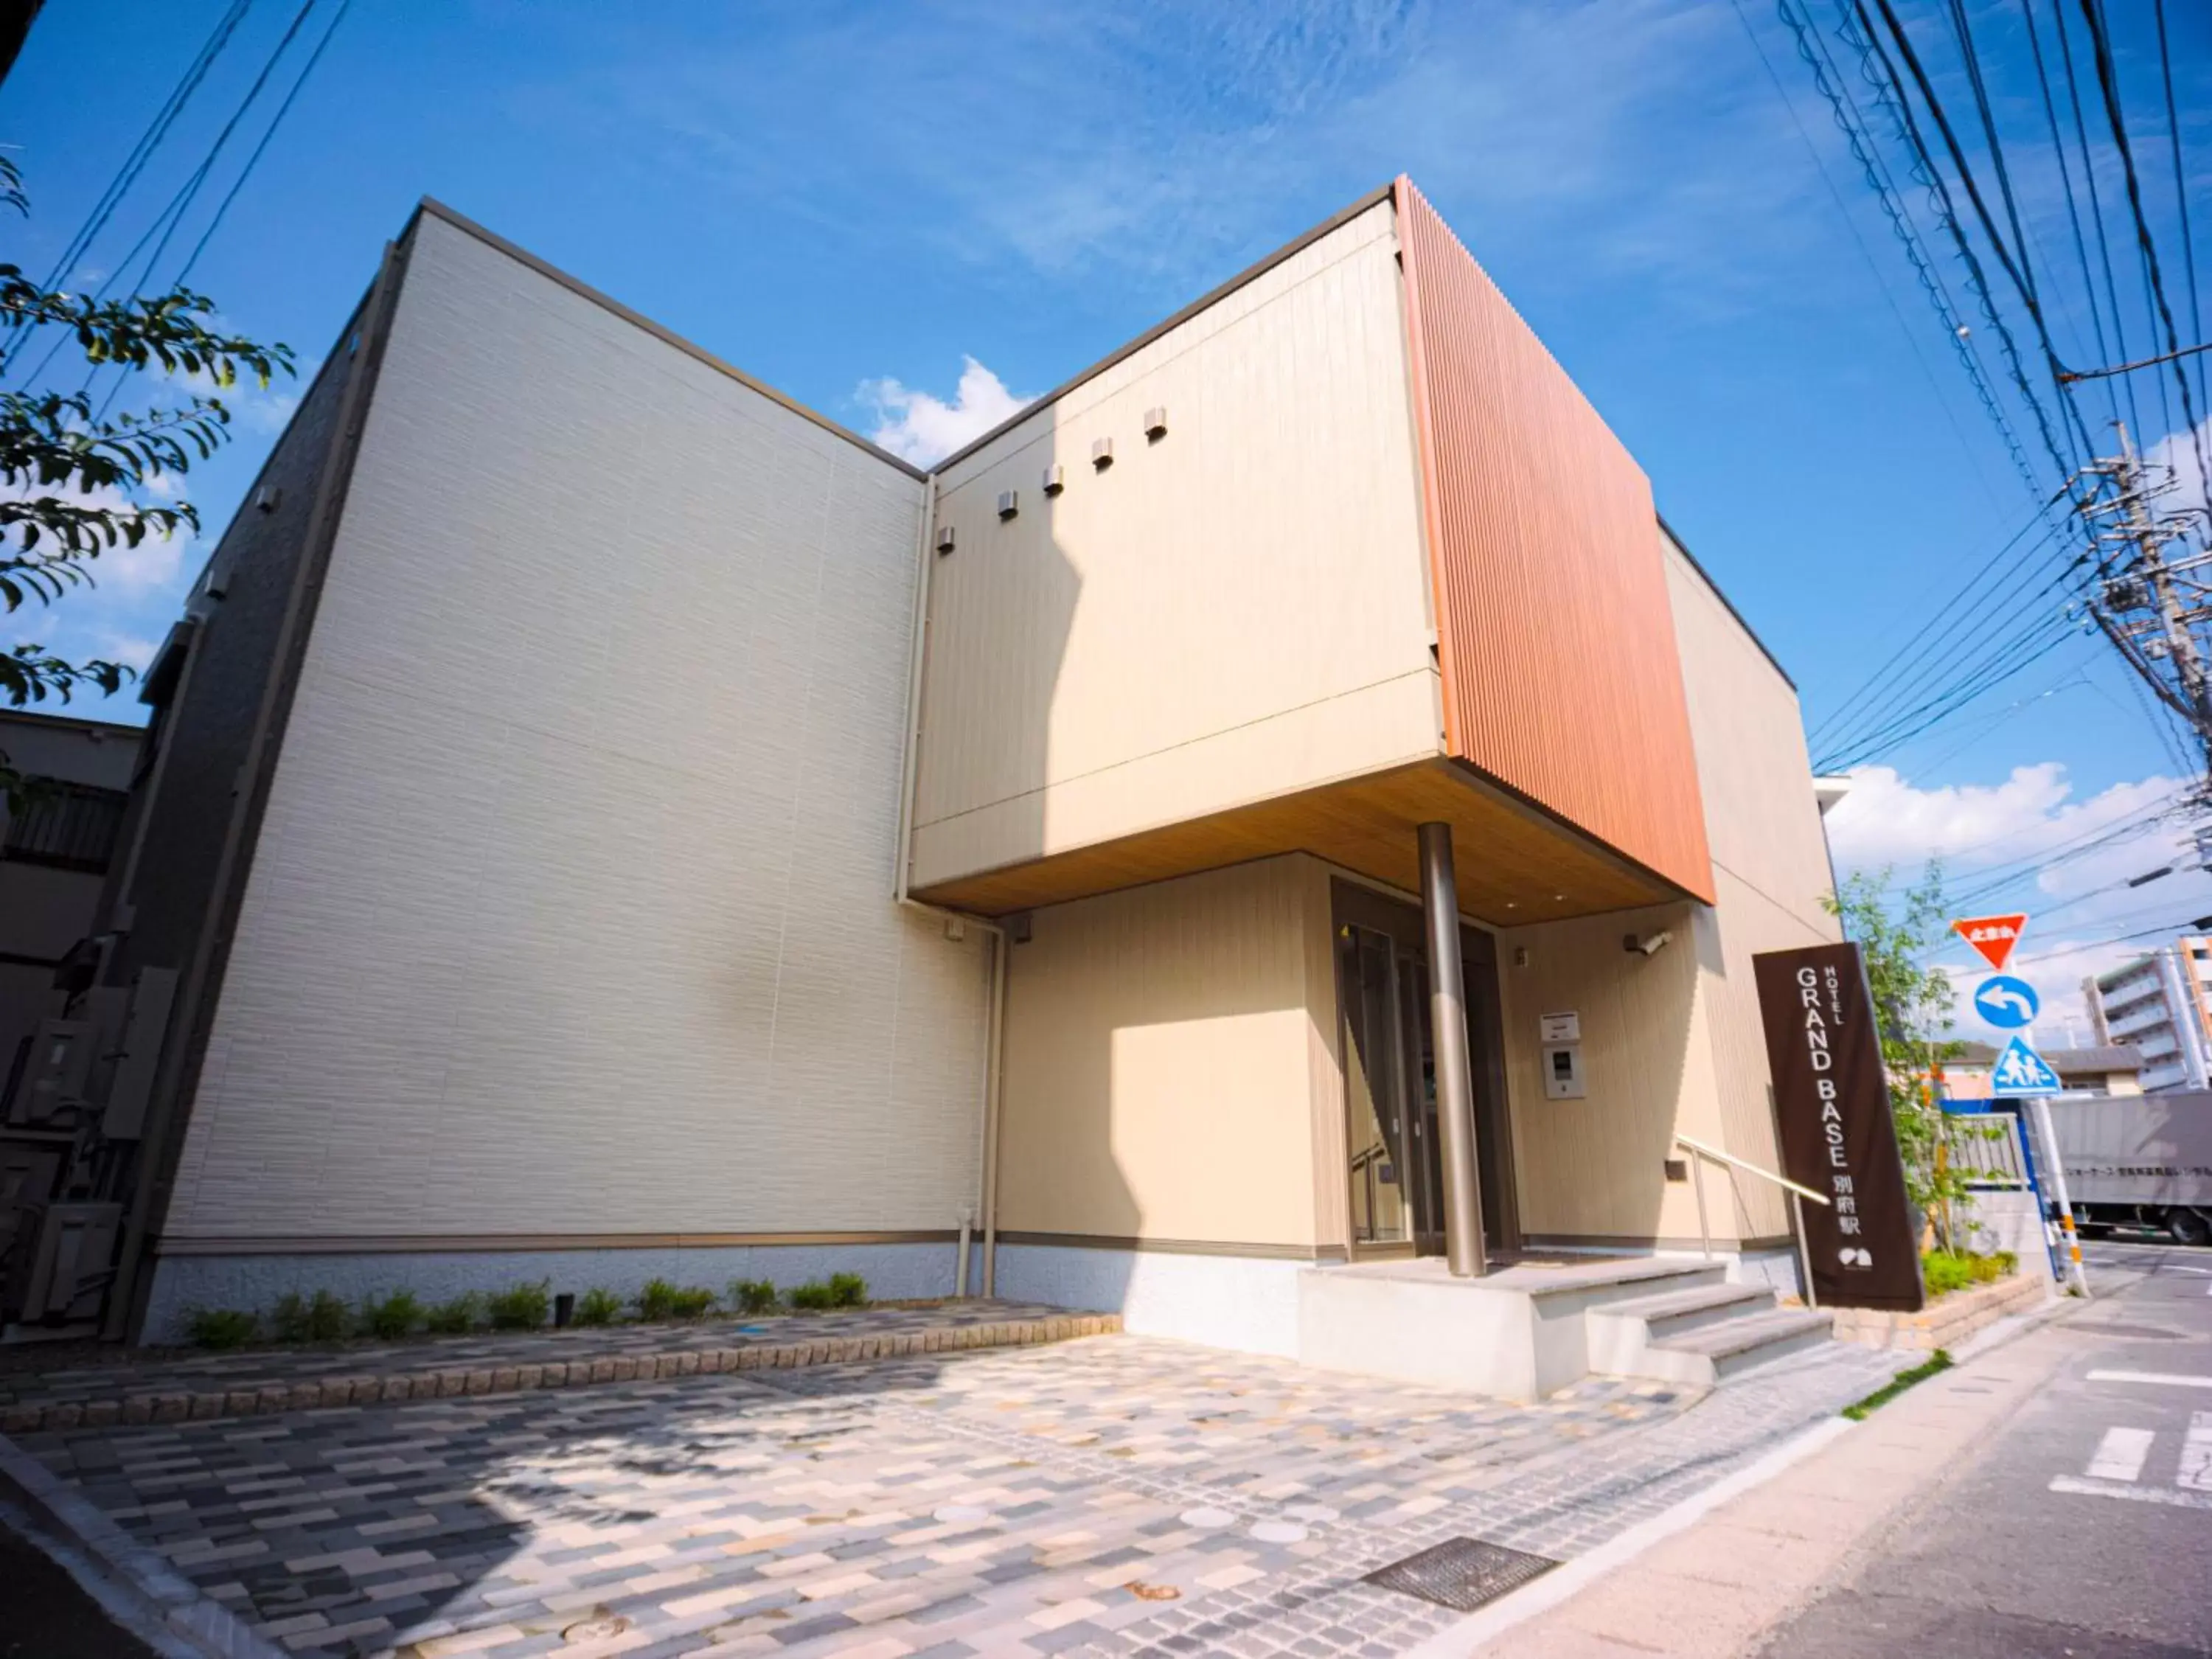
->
[1624,930,1673,957]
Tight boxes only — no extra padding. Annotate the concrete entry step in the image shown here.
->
[1590,1281,1775,1341]
[1298,1255,1740,1401]
[1656,1307,1836,1379]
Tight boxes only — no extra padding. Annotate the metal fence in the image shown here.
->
[1944,1108,2032,1188]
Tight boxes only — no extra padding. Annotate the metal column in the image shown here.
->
[1419,822,1486,1277]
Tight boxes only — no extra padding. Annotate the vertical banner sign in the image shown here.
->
[1753,942,1925,1312]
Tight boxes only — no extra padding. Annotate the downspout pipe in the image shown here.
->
[891,467,1009,1300]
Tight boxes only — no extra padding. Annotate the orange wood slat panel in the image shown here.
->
[1395,178,1714,903]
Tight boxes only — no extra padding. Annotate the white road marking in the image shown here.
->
[2049,1475,2212,1511]
[2086,1427,2155,1482]
[2087,1371,2212,1390]
[2181,1413,2212,1494]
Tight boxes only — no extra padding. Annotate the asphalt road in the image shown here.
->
[1756,1240,2212,1658]
[0,1520,157,1659]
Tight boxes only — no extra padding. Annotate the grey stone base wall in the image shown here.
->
[141,1240,960,1346]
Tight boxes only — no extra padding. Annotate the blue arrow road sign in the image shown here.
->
[1973,974,2041,1029]
[1990,1035,2062,1096]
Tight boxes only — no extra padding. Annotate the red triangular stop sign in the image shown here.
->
[1952,914,2028,972]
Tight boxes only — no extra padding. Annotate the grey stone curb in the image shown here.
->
[0,1426,288,1659]
[0,1311,1121,1436]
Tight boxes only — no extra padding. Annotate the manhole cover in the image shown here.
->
[1364,1537,1557,1612]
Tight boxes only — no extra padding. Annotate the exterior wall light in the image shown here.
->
[1041,464,1065,497]
[997,490,1019,521]
[1091,437,1114,470]
[935,524,956,555]
[1142,406,1168,440]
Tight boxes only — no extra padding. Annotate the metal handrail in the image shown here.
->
[1674,1134,1826,1311]
[1674,1134,1830,1205]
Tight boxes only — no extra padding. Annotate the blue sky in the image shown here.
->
[4,1,2208,1034]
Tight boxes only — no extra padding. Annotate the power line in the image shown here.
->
[2048,0,2149,451]
[1891,666,2090,774]
[175,0,351,288]
[2152,0,2210,508]
[1823,608,2087,769]
[1732,0,2010,510]
[1815,546,2092,767]
[0,0,254,377]
[1863,0,2093,478]
[1945,792,2190,907]
[1807,500,2060,745]
[1781,0,2048,505]
[81,1,321,415]
[2018,0,2122,437]
[2074,0,2212,524]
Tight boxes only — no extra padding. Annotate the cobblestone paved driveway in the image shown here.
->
[20,1333,1896,1658]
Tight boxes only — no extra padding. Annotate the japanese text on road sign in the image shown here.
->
[1952,913,2028,973]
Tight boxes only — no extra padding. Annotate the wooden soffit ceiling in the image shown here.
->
[910,758,1684,924]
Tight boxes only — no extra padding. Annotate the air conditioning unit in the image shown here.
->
[3,1202,121,1325]
[7,1020,95,1127]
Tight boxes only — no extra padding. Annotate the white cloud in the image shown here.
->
[2147,412,2212,526]
[1823,763,2077,871]
[858,356,1027,467]
[91,630,160,672]
[1,473,196,594]
[1825,761,2211,1043]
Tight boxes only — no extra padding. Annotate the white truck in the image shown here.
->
[2045,1092,2212,1247]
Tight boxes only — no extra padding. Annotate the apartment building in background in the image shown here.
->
[2084,939,2212,1093]
[1,712,142,1079]
[0,181,1847,1374]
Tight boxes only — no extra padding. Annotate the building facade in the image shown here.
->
[1,712,142,1081]
[2084,941,2212,1093]
[0,181,1844,1351]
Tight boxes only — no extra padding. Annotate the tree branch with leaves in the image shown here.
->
[0,153,291,811]
[1824,861,1989,1249]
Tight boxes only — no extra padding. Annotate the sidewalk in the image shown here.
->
[4,1326,1897,1658]
[1454,1312,2081,1658]
[0,1301,1110,1433]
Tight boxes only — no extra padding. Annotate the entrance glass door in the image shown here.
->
[1335,879,1517,1261]
[1339,924,1412,1249]
[1395,950,1448,1256]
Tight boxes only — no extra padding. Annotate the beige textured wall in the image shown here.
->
[997,856,1335,1250]
[911,201,1439,891]
[1666,538,1841,1238]
[164,214,992,1241]
[1496,901,1731,1245]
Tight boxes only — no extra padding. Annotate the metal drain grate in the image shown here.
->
[1363,1537,1558,1613]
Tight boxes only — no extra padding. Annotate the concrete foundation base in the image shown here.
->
[1296,1256,1733,1401]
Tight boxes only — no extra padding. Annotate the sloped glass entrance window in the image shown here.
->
[1340,924,1412,1247]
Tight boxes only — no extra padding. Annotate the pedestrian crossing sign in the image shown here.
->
[1990,1035,2062,1096]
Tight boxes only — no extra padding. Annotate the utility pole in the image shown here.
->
[2077,425,2212,777]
